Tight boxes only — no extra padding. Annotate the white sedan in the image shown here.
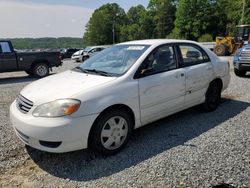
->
[71,46,106,62]
[10,39,230,155]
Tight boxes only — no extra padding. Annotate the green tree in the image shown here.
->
[120,5,154,41]
[173,0,216,40]
[84,3,126,45]
[220,0,250,35]
[148,0,176,38]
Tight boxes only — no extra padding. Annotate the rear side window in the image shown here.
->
[179,45,209,66]
[0,42,12,53]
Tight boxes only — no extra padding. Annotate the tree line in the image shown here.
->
[84,0,250,45]
[3,38,84,49]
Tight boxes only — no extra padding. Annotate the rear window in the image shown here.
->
[179,44,210,66]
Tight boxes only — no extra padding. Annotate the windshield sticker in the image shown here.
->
[127,46,145,50]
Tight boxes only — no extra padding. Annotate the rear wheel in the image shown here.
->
[234,68,246,77]
[89,109,133,155]
[203,81,222,112]
[32,63,49,77]
[214,45,227,56]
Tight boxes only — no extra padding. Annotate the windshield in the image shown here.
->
[79,44,150,76]
[83,47,92,52]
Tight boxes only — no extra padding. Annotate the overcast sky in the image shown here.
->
[0,0,149,38]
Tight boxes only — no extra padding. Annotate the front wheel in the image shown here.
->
[203,82,222,112]
[234,68,246,77]
[32,63,49,77]
[89,109,133,155]
[82,56,89,62]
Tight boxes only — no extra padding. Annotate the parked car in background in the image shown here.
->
[71,46,108,62]
[233,44,250,76]
[60,48,80,59]
[71,49,85,62]
[0,40,62,77]
[10,39,230,155]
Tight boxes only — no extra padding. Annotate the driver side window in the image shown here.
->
[138,45,177,76]
[0,42,12,53]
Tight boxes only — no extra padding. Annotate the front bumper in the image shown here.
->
[10,101,98,153]
[234,61,250,71]
[71,56,81,61]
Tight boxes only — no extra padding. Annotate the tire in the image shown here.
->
[89,109,133,155]
[32,63,49,77]
[203,81,222,112]
[82,56,89,62]
[234,68,246,77]
[214,45,227,56]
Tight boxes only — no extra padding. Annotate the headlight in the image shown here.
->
[33,99,81,117]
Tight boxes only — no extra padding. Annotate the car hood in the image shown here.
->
[20,70,117,105]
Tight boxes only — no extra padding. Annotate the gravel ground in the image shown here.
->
[0,58,249,188]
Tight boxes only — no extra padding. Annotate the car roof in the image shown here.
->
[119,39,199,46]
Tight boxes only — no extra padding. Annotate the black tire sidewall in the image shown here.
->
[90,109,133,155]
[203,82,221,112]
[82,56,88,62]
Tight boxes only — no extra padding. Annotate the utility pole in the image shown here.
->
[112,23,115,44]
[241,0,246,24]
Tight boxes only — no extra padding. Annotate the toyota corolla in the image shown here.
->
[10,40,230,155]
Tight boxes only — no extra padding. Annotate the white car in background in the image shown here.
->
[10,39,230,155]
[71,46,107,62]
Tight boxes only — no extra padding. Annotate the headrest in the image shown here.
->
[186,51,200,58]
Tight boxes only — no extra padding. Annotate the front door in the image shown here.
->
[137,45,186,125]
[0,41,17,71]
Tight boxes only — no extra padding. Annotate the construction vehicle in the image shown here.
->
[213,25,250,56]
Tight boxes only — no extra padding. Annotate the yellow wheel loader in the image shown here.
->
[214,25,250,56]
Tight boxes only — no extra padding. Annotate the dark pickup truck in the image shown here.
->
[0,40,62,77]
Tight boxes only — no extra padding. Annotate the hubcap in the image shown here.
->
[101,116,128,150]
[36,65,47,76]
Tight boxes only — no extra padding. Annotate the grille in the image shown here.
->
[240,49,250,62]
[16,95,34,114]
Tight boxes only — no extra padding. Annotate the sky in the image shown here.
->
[0,0,149,38]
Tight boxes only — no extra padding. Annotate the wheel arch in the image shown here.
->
[208,78,223,94]
[31,59,50,69]
[87,103,136,147]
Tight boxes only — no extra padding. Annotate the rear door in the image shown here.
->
[177,44,214,107]
[0,41,17,71]
[137,44,186,125]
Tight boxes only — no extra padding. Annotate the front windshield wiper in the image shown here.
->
[85,69,114,77]
[75,66,89,73]
[75,67,116,77]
